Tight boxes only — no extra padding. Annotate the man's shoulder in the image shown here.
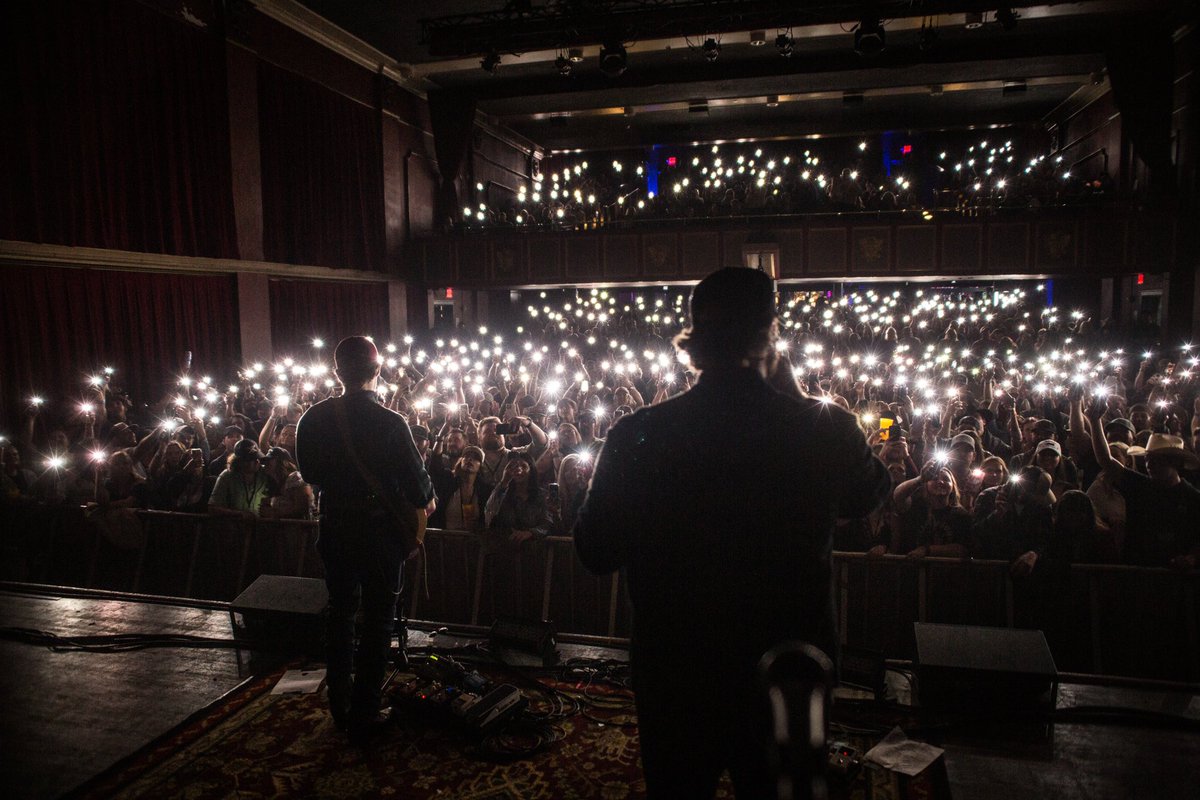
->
[298,397,335,425]
[303,395,405,426]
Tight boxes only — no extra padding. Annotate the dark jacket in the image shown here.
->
[295,390,434,512]
[428,464,493,530]
[573,367,890,672]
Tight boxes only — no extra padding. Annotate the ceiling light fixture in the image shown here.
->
[766,94,779,108]
[750,30,767,46]
[480,50,501,73]
[568,47,584,63]
[599,40,627,77]
[854,18,885,56]
[775,32,794,57]
[964,11,985,29]
[702,38,721,62]
[918,21,937,51]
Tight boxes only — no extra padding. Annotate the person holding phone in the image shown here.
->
[484,452,550,545]
[476,414,548,486]
[428,445,492,533]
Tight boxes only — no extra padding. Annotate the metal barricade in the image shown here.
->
[7,509,1199,679]
[831,552,1200,681]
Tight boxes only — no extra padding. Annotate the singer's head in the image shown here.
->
[334,336,380,388]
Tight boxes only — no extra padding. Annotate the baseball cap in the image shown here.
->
[949,433,976,450]
[1032,418,1057,435]
[1035,439,1062,457]
[1103,418,1136,436]
[232,439,264,460]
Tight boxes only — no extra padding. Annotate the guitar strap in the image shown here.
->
[331,398,429,594]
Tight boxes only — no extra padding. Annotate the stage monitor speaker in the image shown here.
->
[915,623,1057,713]
[488,616,558,667]
[231,575,327,656]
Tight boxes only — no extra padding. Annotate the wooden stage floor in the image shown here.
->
[2,584,1199,799]
[0,586,253,799]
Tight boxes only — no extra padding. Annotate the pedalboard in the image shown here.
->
[394,654,526,734]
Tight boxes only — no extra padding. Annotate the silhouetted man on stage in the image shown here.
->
[296,336,435,746]
[574,268,890,797]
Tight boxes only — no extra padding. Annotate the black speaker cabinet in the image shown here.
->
[915,623,1057,713]
[230,575,328,656]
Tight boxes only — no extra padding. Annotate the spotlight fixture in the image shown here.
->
[599,41,627,77]
[555,54,572,76]
[702,38,721,62]
[775,32,794,57]
[766,94,779,108]
[918,22,937,51]
[480,50,501,73]
[996,7,1019,30]
[568,47,584,63]
[854,18,885,56]
[749,30,767,46]
[964,11,985,29]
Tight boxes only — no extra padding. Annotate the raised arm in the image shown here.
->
[1086,395,1123,481]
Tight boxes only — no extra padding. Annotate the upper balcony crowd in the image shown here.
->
[458,133,1116,232]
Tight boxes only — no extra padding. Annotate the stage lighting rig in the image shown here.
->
[853,18,885,56]
[555,52,572,76]
[702,37,721,62]
[918,21,937,51]
[775,31,794,57]
[599,40,627,77]
[480,50,501,73]
[996,7,1019,30]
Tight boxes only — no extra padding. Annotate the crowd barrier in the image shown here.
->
[2,506,1196,681]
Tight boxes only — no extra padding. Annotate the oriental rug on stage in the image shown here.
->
[69,667,929,799]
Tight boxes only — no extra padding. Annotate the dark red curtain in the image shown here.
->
[0,266,240,428]
[0,0,238,258]
[269,279,390,355]
[258,63,387,271]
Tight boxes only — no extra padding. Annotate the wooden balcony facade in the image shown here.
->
[410,206,1176,287]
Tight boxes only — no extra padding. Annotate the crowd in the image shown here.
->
[460,135,1115,230]
[3,282,1198,575]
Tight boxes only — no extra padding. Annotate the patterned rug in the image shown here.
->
[69,665,930,799]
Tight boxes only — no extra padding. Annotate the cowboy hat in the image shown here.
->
[1127,433,1200,469]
